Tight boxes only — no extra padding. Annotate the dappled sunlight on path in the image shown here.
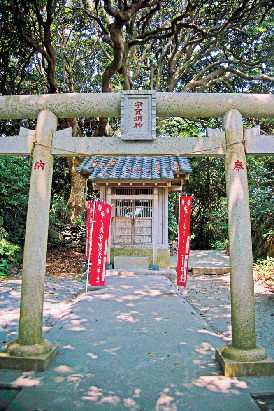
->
[0,277,84,351]
[0,273,273,409]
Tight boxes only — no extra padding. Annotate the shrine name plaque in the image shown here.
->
[121,90,156,140]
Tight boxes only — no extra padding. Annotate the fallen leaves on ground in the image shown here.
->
[45,244,85,280]
[169,241,178,256]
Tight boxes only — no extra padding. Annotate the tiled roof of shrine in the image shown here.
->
[77,156,192,180]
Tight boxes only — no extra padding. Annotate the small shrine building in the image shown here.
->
[78,155,191,268]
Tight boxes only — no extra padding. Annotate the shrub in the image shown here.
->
[49,194,71,227]
[0,156,31,245]
[253,257,274,289]
[0,238,20,279]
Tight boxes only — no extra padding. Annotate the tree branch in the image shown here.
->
[226,67,274,82]
[182,67,227,92]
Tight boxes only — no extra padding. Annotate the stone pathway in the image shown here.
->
[1,274,273,411]
[1,269,273,359]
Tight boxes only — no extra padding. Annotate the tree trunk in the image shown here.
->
[59,117,87,222]
[67,156,87,221]
[97,21,124,136]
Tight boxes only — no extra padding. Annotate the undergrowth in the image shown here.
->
[0,239,20,280]
[253,257,274,290]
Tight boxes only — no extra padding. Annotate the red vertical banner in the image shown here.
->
[177,196,192,287]
[85,201,95,261]
[85,201,112,287]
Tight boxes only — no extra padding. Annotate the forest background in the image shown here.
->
[0,0,273,280]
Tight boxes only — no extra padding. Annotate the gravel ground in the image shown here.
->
[1,272,273,358]
[0,276,85,352]
[176,273,274,358]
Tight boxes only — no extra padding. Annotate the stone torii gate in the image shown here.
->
[0,92,273,376]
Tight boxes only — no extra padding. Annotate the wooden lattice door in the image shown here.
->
[112,199,153,245]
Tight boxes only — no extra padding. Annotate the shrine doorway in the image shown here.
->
[78,155,192,268]
[112,191,153,246]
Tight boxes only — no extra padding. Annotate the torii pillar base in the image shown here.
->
[0,340,58,372]
[216,347,274,377]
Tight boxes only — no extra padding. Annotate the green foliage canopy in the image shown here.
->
[0,156,31,244]
[0,0,273,258]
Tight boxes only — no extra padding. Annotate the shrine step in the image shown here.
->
[114,256,149,270]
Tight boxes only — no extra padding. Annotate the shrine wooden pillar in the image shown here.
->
[152,186,159,264]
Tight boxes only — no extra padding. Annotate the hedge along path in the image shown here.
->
[0,92,273,376]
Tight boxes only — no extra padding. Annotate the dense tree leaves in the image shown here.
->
[0,157,31,244]
[164,118,273,255]
[168,155,274,255]
[0,0,101,219]
[180,157,226,250]
[0,1,273,257]
[0,155,73,244]
[82,0,274,95]
[248,156,274,258]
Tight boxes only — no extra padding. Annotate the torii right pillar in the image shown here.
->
[216,109,274,377]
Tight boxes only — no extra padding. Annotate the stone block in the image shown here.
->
[156,249,170,269]
[0,345,58,372]
[110,247,170,268]
[216,348,274,377]
[192,267,230,276]
[114,255,149,269]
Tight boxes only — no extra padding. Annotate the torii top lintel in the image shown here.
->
[0,92,273,120]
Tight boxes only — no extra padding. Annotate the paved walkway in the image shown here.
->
[0,272,273,410]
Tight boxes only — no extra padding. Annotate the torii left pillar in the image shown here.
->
[0,110,59,371]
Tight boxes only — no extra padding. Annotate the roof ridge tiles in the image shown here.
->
[78,155,191,181]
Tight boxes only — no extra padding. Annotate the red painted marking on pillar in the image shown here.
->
[34,160,45,170]
[233,160,244,172]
